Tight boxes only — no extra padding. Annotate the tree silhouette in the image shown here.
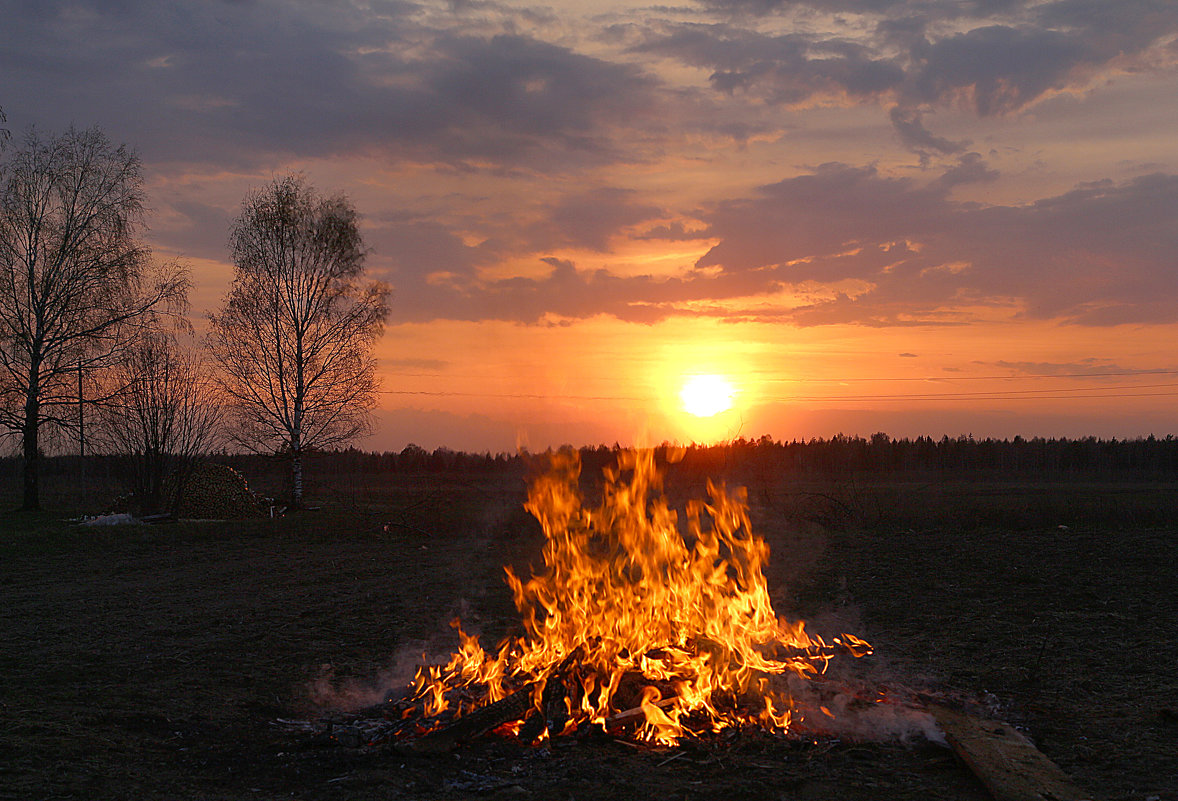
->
[96,329,223,515]
[209,175,390,507]
[0,126,188,510]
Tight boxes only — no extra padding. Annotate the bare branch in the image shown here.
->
[208,175,390,506]
[0,125,188,510]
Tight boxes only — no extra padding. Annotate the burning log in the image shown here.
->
[384,449,872,749]
[406,682,537,753]
[603,698,677,730]
[407,647,586,752]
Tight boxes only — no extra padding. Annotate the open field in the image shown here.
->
[2,459,1177,800]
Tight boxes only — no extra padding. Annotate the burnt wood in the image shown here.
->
[404,682,537,753]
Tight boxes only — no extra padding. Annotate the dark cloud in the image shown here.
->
[634,22,905,104]
[629,1,1178,154]
[889,107,966,156]
[368,216,491,286]
[0,0,658,170]
[907,24,1091,116]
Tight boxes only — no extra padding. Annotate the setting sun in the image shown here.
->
[679,374,736,417]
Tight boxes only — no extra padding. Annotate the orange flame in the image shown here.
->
[403,448,869,744]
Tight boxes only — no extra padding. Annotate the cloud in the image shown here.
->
[0,1,660,171]
[542,188,663,251]
[906,24,1093,116]
[374,160,1178,329]
[888,107,966,157]
[694,166,1178,326]
[633,22,906,105]
[980,360,1150,377]
[629,1,1178,154]
[7,0,1178,333]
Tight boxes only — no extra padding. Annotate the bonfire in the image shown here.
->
[389,449,870,749]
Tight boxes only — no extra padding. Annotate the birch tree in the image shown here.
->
[208,176,390,507]
[0,126,188,510]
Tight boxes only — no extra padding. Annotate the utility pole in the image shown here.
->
[78,362,85,458]
[78,362,87,490]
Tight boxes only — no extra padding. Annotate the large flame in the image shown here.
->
[402,448,869,745]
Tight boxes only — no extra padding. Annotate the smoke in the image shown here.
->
[785,673,946,745]
[304,647,426,714]
[304,602,492,714]
[780,609,947,745]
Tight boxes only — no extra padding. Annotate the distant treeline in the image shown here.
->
[9,432,1178,484]
[234,433,1178,480]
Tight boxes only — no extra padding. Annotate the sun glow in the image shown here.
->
[679,374,736,417]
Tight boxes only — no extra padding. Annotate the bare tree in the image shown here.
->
[0,126,188,510]
[208,175,390,507]
[95,329,224,516]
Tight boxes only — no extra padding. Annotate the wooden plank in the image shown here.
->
[929,705,1094,801]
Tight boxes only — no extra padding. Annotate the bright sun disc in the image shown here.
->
[679,374,735,417]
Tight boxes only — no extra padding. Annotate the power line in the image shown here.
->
[381,389,648,401]
[779,381,1178,401]
[752,369,1178,383]
[383,368,1178,384]
[380,382,1178,404]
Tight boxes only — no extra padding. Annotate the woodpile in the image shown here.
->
[175,462,264,519]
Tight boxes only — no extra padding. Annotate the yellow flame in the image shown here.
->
[404,448,869,743]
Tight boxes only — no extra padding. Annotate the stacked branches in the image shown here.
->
[209,176,390,507]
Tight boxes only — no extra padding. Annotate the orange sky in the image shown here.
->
[6,1,1178,452]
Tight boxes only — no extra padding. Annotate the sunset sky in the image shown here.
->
[4,0,1178,452]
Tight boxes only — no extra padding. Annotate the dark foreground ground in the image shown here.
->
[1,466,1176,800]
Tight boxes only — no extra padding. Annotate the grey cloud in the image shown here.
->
[907,24,1091,116]
[635,222,710,241]
[380,166,1178,327]
[695,167,1178,326]
[369,217,492,284]
[148,199,233,260]
[635,23,905,104]
[634,1,1178,154]
[387,162,1175,328]
[888,106,966,157]
[933,152,999,188]
[543,188,663,251]
[0,1,658,170]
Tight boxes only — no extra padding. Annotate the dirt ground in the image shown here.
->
[1,466,1176,800]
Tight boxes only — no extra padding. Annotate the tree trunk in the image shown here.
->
[21,394,40,511]
[290,426,304,509]
[291,454,303,508]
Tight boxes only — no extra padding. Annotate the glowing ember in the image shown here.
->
[401,449,870,746]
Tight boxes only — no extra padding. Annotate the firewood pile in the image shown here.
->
[175,462,265,519]
[314,639,871,754]
[307,450,877,753]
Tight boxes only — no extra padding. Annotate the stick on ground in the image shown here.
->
[929,704,1094,801]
